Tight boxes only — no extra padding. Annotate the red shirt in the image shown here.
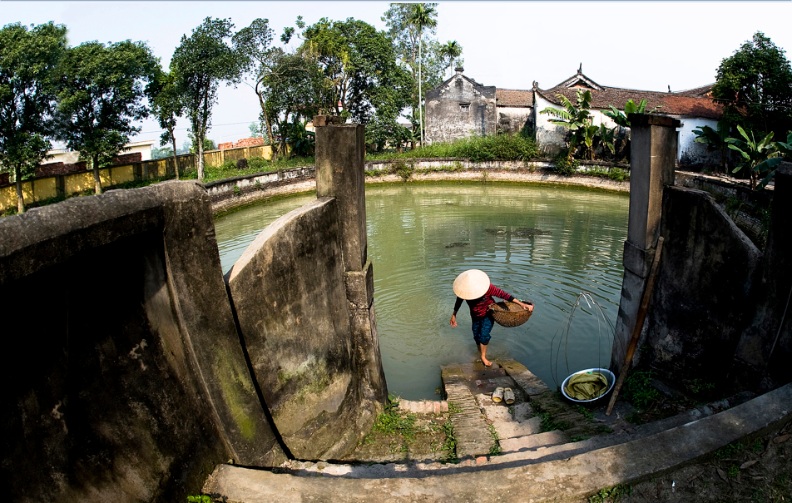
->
[454,284,514,320]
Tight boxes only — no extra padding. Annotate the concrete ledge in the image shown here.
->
[203,383,792,502]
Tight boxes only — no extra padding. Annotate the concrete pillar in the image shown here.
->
[611,114,680,373]
[314,116,388,405]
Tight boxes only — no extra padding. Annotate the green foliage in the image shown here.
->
[553,150,579,176]
[726,125,780,189]
[0,21,67,213]
[712,32,792,140]
[301,17,411,126]
[441,419,458,462]
[366,134,538,163]
[587,484,632,503]
[391,161,415,181]
[487,423,502,455]
[541,90,601,159]
[372,397,417,441]
[187,495,212,503]
[693,123,732,174]
[585,166,629,182]
[172,17,242,181]
[54,38,158,194]
[622,370,661,413]
[384,3,460,142]
[149,69,184,179]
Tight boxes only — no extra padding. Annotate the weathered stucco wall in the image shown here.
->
[497,106,532,135]
[677,117,720,168]
[226,198,366,459]
[0,182,285,502]
[643,186,761,384]
[425,72,496,144]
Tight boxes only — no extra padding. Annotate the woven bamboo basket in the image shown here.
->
[489,300,533,327]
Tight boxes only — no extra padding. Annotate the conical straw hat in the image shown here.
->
[453,269,490,300]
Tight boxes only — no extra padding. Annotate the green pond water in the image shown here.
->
[214,182,629,400]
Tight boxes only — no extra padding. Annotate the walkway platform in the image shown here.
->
[201,360,792,502]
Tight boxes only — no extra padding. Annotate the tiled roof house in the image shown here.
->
[425,66,723,167]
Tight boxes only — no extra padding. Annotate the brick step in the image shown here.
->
[397,400,449,415]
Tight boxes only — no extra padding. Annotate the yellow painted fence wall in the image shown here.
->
[0,144,274,213]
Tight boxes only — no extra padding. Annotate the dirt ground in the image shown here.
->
[618,420,791,503]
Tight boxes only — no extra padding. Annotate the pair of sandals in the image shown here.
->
[492,387,515,405]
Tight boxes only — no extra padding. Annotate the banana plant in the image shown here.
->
[725,125,778,189]
[540,89,594,159]
[603,99,647,161]
[753,131,792,188]
[603,98,647,128]
[693,123,732,174]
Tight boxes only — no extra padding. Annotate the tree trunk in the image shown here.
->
[197,138,205,182]
[170,129,179,180]
[418,36,423,147]
[92,154,102,195]
[14,166,25,214]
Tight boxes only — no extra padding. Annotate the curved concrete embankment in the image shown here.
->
[207,163,630,214]
[204,383,792,502]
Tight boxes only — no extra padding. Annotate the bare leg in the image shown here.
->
[478,343,492,367]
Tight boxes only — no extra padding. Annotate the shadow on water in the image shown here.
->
[215,182,628,400]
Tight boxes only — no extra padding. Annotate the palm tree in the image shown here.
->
[439,40,462,73]
[408,3,437,147]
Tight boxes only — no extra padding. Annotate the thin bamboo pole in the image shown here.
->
[606,236,665,416]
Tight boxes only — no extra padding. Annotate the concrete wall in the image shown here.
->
[0,182,286,502]
[497,106,533,135]
[226,199,366,459]
[0,120,389,500]
[425,72,497,144]
[614,114,790,394]
[643,186,761,385]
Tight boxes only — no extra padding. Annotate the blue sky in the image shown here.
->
[2,1,791,147]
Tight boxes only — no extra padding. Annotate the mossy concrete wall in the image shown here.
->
[226,120,387,460]
[620,139,792,392]
[0,182,285,502]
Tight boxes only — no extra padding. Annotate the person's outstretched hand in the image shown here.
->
[515,300,534,312]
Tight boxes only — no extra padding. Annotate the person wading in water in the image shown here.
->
[449,269,533,367]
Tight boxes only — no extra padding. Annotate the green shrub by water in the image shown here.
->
[367,134,539,162]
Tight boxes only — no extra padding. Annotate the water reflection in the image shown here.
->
[215,183,628,400]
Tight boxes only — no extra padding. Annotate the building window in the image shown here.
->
[459,103,470,112]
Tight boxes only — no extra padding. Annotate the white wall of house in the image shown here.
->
[124,140,156,161]
[675,117,720,167]
[43,140,155,166]
[533,94,567,156]
[496,107,531,134]
[534,94,618,156]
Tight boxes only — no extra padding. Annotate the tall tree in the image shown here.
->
[439,40,463,72]
[384,3,451,147]
[171,17,241,181]
[258,51,326,157]
[54,40,158,194]
[233,18,279,147]
[408,3,437,146]
[149,70,184,179]
[0,22,67,213]
[712,32,792,139]
[301,17,410,127]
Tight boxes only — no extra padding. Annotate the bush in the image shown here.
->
[366,134,539,163]
[553,151,579,176]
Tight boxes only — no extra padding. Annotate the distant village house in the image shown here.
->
[425,66,723,167]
